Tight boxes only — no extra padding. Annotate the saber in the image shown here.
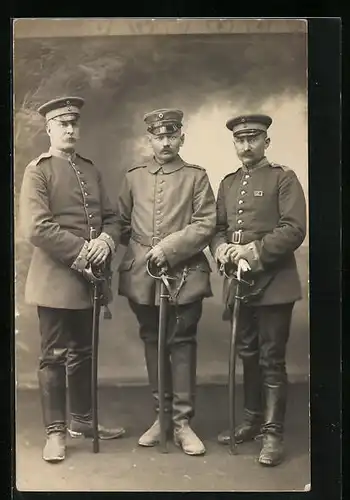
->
[147,260,175,454]
[158,267,169,454]
[88,227,104,453]
[221,259,252,455]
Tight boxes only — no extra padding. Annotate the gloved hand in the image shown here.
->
[215,243,236,264]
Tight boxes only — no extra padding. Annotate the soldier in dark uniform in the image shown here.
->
[117,109,216,455]
[210,114,307,466]
[19,97,125,463]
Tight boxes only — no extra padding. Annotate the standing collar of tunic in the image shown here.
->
[49,147,77,162]
[241,156,270,173]
[146,155,185,174]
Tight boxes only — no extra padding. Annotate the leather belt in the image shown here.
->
[227,230,264,245]
[131,231,170,247]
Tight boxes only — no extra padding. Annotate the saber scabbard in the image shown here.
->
[147,260,174,454]
[89,227,102,453]
[158,273,168,453]
[221,259,253,455]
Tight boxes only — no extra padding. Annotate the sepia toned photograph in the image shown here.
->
[13,18,309,492]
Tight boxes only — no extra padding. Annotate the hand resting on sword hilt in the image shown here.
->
[145,245,167,268]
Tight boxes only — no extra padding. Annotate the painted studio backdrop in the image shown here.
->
[14,24,309,389]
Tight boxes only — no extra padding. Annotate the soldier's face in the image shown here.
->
[148,131,184,163]
[233,133,270,166]
[46,116,80,151]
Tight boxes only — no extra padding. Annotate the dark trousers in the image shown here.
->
[37,306,93,434]
[129,299,203,426]
[235,302,294,435]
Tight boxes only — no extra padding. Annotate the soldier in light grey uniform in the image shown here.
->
[210,114,307,466]
[19,97,125,463]
[117,109,216,455]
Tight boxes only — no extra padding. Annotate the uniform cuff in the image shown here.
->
[71,241,89,272]
[98,232,115,254]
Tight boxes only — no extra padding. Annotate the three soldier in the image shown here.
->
[19,99,306,466]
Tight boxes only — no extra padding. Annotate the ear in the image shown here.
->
[180,133,185,147]
[264,136,271,149]
[45,122,51,136]
[147,133,153,145]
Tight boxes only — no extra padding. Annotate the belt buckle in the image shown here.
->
[151,236,161,247]
[232,230,242,244]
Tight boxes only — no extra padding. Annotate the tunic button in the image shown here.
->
[77,170,81,175]
[72,162,76,166]
[89,214,93,219]
[238,219,243,224]
[238,209,243,214]
[158,188,163,193]
[157,198,161,203]
[241,190,246,195]
[238,200,244,204]
[157,210,161,214]
[85,203,89,207]
[245,174,250,179]
[242,181,248,186]
[84,192,88,196]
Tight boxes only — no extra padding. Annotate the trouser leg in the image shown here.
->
[169,300,206,456]
[168,301,202,426]
[257,302,294,466]
[258,303,294,436]
[237,305,263,424]
[37,307,68,435]
[218,304,262,445]
[129,300,173,415]
[66,308,93,424]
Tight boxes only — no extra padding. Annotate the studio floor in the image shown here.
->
[15,383,310,492]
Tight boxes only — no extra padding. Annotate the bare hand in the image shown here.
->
[87,238,110,266]
[145,245,167,267]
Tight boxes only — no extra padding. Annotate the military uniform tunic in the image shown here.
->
[117,155,216,305]
[210,156,307,305]
[19,149,119,309]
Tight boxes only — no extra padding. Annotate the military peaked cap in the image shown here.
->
[144,108,184,135]
[226,114,272,137]
[38,96,85,122]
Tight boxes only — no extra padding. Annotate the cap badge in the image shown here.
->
[158,113,164,119]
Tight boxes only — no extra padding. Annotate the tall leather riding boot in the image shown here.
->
[171,342,205,455]
[38,365,67,462]
[259,382,287,466]
[218,356,263,445]
[138,342,173,446]
[67,350,125,440]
